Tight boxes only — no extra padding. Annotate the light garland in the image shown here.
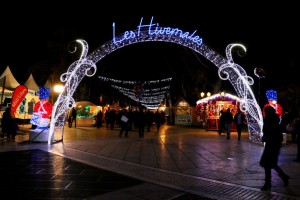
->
[48,17,262,144]
[98,75,172,109]
[196,93,240,105]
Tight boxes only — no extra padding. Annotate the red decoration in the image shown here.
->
[263,103,283,119]
[33,100,53,119]
[11,85,28,116]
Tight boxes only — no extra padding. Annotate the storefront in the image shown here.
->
[196,93,241,131]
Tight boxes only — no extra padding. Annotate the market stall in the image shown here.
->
[174,97,192,125]
[196,93,241,131]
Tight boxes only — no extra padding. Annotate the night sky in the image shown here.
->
[0,3,298,104]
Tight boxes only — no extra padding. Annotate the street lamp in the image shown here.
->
[220,91,226,101]
[200,92,205,98]
[200,92,211,99]
[54,85,64,93]
[53,84,64,103]
[254,68,266,107]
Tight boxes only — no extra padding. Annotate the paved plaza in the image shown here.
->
[1,123,300,199]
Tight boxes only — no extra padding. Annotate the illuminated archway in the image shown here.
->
[48,17,263,144]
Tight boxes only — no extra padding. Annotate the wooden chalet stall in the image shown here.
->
[174,97,193,126]
[196,93,241,131]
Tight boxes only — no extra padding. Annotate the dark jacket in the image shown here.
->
[1,107,14,134]
[234,111,245,125]
[223,109,233,124]
[260,106,283,168]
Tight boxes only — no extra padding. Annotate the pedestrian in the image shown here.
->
[105,108,110,129]
[136,108,146,138]
[146,109,153,132]
[154,110,161,133]
[292,117,300,162]
[259,106,290,191]
[70,107,77,128]
[67,109,72,128]
[119,109,129,138]
[223,108,233,139]
[95,110,103,128]
[234,108,245,141]
[1,106,14,140]
[109,109,116,130]
[218,108,226,135]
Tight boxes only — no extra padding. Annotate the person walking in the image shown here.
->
[136,108,146,138]
[146,109,153,132]
[105,108,110,129]
[234,108,245,141]
[1,106,14,140]
[95,110,103,129]
[218,108,226,135]
[70,107,77,128]
[154,110,162,133]
[67,110,72,128]
[259,106,290,191]
[292,117,300,162]
[119,109,129,138]
[223,108,233,139]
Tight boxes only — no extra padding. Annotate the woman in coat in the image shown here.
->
[259,106,290,191]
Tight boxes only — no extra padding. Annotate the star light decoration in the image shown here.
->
[48,17,263,144]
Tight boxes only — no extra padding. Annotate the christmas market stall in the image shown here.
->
[174,97,193,126]
[196,92,241,131]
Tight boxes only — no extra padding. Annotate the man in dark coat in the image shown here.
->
[234,108,245,140]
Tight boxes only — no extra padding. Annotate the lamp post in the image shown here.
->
[254,68,266,107]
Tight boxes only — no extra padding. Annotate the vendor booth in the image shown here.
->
[174,97,192,125]
[196,93,241,131]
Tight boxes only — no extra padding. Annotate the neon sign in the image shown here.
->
[113,17,203,45]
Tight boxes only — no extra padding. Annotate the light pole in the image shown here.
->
[254,68,266,107]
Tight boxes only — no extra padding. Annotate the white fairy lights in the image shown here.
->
[98,75,172,109]
[48,17,263,144]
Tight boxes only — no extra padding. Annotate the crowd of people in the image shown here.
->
[102,107,166,138]
[1,97,300,193]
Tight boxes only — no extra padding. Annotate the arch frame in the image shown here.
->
[48,18,263,144]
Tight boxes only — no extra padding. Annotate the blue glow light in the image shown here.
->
[113,17,202,45]
[266,89,277,101]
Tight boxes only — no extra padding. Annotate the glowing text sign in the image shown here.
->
[113,17,203,45]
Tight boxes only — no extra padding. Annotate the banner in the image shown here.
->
[11,85,28,116]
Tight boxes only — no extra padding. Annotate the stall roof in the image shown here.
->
[196,93,240,105]
[0,66,20,90]
[174,96,191,107]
